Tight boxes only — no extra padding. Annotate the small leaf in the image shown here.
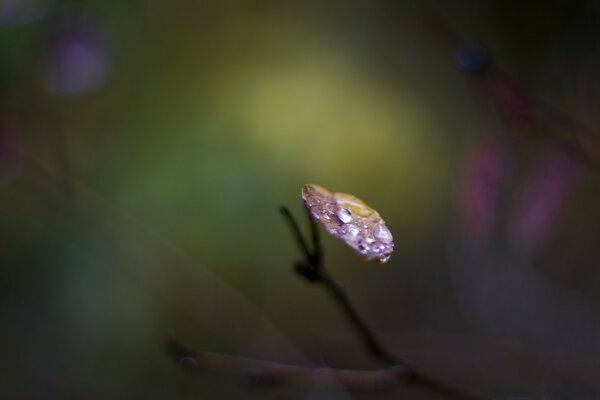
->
[302,184,394,263]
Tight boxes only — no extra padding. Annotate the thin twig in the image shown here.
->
[168,207,487,399]
[319,270,401,367]
[168,338,485,399]
[283,205,401,367]
[301,209,400,367]
[168,339,411,391]
[280,207,487,399]
[280,206,313,265]
[308,208,324,267]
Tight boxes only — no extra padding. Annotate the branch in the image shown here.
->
[168,339,411,391]
[280,206,315,265]
[168,207,486,399]
[279,207,486,399]
[280,206,401,367]
[169,339,486,398]
[319,269,401,367]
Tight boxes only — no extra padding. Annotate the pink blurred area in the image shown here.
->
[509,147,581,255]
[455,137,509,246]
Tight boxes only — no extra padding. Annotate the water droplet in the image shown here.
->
[347,224,360,236]
[337,208,352,223]
[375,225,392,243]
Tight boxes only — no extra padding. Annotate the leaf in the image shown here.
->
[302,184,394,263]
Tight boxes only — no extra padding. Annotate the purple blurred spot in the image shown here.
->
[43,18,111,97]
[510,148,580,254]
[456,138,509,246]
[0,0,52,26]
[455,42,489,73]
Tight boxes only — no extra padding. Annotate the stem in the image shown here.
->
[169,338,485,398]
[280,207,313,265]
[280,206,487,399]
[283,205,400,367]
[308,207,323,266]
[319,270,401,367]
[168,338,412,390]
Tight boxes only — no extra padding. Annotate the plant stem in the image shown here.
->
[281,206,400,367]
[280,206,313,265]
[279,206,487,399]
[319,269,401,367]
[168,338,412,390]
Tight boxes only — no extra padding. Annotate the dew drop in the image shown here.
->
[347,224,360,236]
[375,225,393,243]
[336,208,352,224]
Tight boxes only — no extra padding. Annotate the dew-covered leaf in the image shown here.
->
[302,184,394,263]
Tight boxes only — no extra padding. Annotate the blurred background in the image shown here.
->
[2,0,600,398]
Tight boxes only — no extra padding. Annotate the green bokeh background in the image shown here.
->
[2,1,600,398]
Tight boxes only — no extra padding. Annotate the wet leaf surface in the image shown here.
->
[302,184,394,263]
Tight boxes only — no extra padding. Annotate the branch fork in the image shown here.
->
[168,205,486,399]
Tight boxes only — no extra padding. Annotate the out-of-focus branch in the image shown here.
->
[168,339,411,391]
[169,338,486,398]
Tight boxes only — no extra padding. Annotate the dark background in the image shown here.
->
[2,0,600,398]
